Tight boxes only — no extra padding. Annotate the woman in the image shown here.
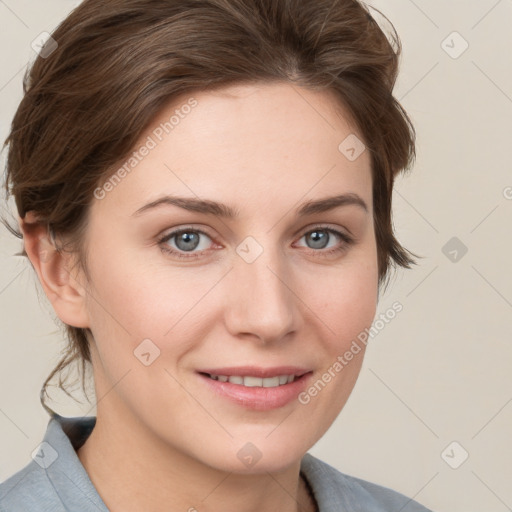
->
[0,0,432,510]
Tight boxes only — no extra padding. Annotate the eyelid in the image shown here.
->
[294,225,356,250]
[158,223,353,244]
[158,225,216,249]
[157,223,355,260]
[296,222,355,240]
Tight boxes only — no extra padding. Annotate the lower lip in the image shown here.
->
[197,372,313,411]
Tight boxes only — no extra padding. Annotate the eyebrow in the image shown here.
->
[132,192,368,218]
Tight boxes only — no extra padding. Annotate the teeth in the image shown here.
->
[208,374,297,387]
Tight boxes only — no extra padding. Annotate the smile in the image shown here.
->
[204,373,297,387]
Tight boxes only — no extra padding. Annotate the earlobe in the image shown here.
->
[20,212,90,329]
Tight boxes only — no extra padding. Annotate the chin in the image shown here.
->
[203,433,312,475]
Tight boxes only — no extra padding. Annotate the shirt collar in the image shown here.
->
[43,414,367,512]
[41,414,109,511]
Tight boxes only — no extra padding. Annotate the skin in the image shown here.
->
[22,82,379,512]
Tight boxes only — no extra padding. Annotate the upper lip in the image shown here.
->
[197,366,312,378]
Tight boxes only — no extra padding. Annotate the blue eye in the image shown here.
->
[296,227,354,257]
[157,226,354,260]
[158,228,213,260]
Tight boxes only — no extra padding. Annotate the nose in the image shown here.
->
[224,241,297,344]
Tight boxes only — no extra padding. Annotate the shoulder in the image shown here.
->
[0,460,64,512]
[301,452,434,512]
[0,415,105,512]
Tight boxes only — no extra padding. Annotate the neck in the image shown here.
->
[76,410,317,512]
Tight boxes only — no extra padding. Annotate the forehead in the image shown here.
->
[163,81,363,150]
[94,81,372,218]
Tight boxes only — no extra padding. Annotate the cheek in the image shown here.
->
[84,241,199,335]
[308,245,379,347]
[293,258,377,438]
[82,246,226,387]
[320,283,377,362]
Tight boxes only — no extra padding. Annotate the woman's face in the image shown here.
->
[76,82,378,473]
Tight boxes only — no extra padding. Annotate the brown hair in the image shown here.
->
[1,0,417,414]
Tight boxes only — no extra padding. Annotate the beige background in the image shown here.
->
[1,1,511,511]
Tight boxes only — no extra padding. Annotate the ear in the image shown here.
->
[20,211,90,329]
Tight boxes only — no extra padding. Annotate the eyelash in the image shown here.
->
[157,225,355,260]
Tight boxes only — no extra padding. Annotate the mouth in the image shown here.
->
[196,368,313,410]
[198,371,307,388]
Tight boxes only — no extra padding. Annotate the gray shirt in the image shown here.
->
[0,414,433,511]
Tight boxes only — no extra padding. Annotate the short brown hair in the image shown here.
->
[2,0,417,412]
